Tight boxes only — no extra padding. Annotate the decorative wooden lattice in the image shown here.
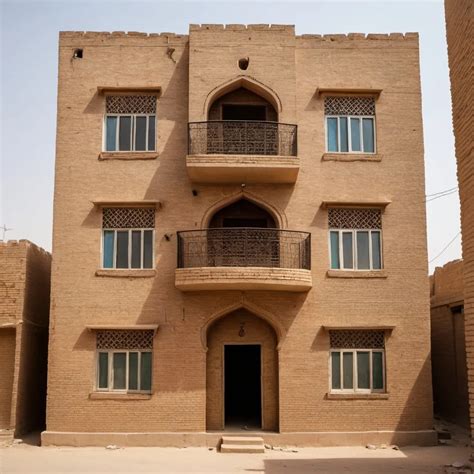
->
[329,330,385,349]
[324,96,375,116]
[106,95,156,114]
[97,330,154,350]
[328,208,381,229]
[102,208,155,229]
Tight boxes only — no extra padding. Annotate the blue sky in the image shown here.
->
[0,0,461,273]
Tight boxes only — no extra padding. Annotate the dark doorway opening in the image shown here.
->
[222,104,267,121]
[224,344,262,429]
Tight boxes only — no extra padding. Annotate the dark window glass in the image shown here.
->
[140,352,152,391]
[113,353,126,390]
[363,118,375,153]
[350,118,361,151]
[330,231,340,269]
[116,231,129,268]
[106,116,117,151]
[357,352,370,389]
[343,352,353,389]
[143,230,153,269]
[327,118,338,152]
[148,116,156,151]
[103,231,114,268]
[356,231,370,270]
[98,352,108,389]
[340,117,348,152]
[342,232,353,269]
[131,231,142,269]
[372,352,384,390]
[372,232,382,269]
[331,352,341,389]
[135,116,147,151]
[128,352,138,390]
[119,116,132,151]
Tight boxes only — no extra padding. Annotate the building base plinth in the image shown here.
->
[41,430,437,448]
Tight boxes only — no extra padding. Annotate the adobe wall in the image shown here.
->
[46,26,433,441]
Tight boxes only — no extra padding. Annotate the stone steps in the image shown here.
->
[220,436,265,453]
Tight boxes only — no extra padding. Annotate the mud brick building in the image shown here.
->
[0,240,51,440]
[444,0,474,438]
[430,260,469,428]
[43,24,435,447]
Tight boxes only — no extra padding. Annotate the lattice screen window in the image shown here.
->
[104,95,156,152]
[329,330,385,393]
[96,330,153,393]
[329,330,385,349]
[325,96,376,153]
[102,208,155,270]
[328,208,383,270]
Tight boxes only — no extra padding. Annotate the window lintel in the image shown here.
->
[86,324,159,336]
[317,87,382,97]
[323,325,395,332]
[98,86,161,95]
[91,199,161,209]
[321,200,391,210]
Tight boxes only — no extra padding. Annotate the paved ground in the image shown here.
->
[0,442,472,474]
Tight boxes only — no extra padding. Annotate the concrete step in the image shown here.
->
[221,436,264,446]
[220,443,265,454]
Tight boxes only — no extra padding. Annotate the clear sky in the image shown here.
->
[0,0,461,273]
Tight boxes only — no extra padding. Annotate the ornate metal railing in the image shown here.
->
[177,228,311,270]
[188,121,297,156]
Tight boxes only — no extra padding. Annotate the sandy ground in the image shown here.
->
[0,442,472,474]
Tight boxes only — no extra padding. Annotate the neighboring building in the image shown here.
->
[0,240,51,440]
[444,0,474,437]
[43,25,435,447]
[430,260,469,428]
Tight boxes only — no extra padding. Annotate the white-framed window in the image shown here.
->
[329,330,385,394]
[102,208,155,270]
[95,330,154,393]
[97,350,152,392]
[324,96,376,154]
[104,95,156,152]
[328,208,383,271]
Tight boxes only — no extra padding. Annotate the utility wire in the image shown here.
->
[426,186,458,198]
[429,231,461,264]
[425,189,459,203]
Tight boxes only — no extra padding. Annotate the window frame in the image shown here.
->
[101,228,155,270]
[96,349,152,393]
[328,228,383,271]
[103,113,156,152]
[329,348,385,394]
[325,115,377,154]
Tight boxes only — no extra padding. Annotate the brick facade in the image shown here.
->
[44,25,435,447]
[0,240,51,436]
[444,0,474,437]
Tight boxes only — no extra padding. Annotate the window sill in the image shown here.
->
[98,152,158,161]
[327,270,387,279]
[95,269,156,278]
[89,392,152,400]
[322,153,382,162]
[326,392,389,400]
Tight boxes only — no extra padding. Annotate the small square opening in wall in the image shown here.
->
[73,49,83,59]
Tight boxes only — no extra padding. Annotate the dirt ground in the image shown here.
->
[0,441,472,474]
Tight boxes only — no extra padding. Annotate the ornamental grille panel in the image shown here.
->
[324,96,375,116]
[102,208,155,229]
[328,208,381,229]
[177,228,311,270]
[329,330,385,349]
[106,95,157,114]
[188,121,297,156]
[96,330,154,350]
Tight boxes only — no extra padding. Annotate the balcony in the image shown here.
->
[186,121,299,184]
[175,228,312,292]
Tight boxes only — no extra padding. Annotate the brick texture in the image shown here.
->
[46,26,433,441]
[444,0,474,436]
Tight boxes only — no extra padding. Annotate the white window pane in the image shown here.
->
[350,118,361,151]
[342,233,353,269]
[106,116,117,151]
[113,353,126,389]
[103,231,114,269]
[330,231,340,269]
[356,231,370,270]
[357,352,370,389]
[340,117,348,152]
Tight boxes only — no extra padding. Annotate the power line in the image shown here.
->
[429,231,461,264]
[426,186,458,197]
[425,189,459,203]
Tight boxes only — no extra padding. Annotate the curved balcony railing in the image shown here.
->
[188,121,298,156]
[177,228,311,270]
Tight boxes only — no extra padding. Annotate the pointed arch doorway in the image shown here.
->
[206,308,279,431]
